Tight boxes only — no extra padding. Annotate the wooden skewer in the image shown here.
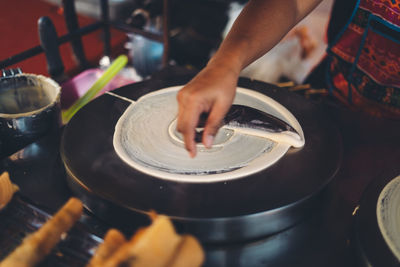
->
[86,228,126,267]
[288,84,312,91]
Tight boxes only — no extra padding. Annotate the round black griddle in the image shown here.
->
[353,171,400,267]
[60,74,342,243]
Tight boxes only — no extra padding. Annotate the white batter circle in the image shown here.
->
[113,86,305,183]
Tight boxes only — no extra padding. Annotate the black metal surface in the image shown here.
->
[353,171,400,267]
[202,184,346,267]
[38,16,65,80]
[1,68,22,77]
[60,72,342,243]
[62,0,89,70]
[100,0,111,58]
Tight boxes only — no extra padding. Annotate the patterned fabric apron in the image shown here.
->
[327,0,400,118]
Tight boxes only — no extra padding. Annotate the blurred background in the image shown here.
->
[0,0,333,84]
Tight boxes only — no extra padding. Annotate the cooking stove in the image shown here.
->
[60,70,342,245]
[1,66,399,267]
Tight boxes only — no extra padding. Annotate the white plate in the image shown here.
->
[377,174,400,261]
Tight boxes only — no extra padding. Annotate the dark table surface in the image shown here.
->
[1,66,399,267]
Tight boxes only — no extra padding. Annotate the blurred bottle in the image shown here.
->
[125,4,164,78]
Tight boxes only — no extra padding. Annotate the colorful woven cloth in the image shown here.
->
[327,0,400,118]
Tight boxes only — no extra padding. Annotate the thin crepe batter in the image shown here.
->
[113,86,304,183]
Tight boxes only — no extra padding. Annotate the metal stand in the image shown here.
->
[0,0,170,77]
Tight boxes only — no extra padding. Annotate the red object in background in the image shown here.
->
[0,0,128,78]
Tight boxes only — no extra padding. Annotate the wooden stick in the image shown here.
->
[86,229,126,267]
[0,172,19,210]
[288,84,311,91]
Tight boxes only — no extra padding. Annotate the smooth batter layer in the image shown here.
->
[113,86,304,183]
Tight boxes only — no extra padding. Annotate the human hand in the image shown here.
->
[176,65,239,157]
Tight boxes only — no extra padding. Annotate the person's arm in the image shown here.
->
[176,0,323,157]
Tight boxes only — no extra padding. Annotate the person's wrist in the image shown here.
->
[204,61,241,82]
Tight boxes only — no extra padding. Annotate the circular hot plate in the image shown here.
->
[60,74,342,243]
[354,172,400,267]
